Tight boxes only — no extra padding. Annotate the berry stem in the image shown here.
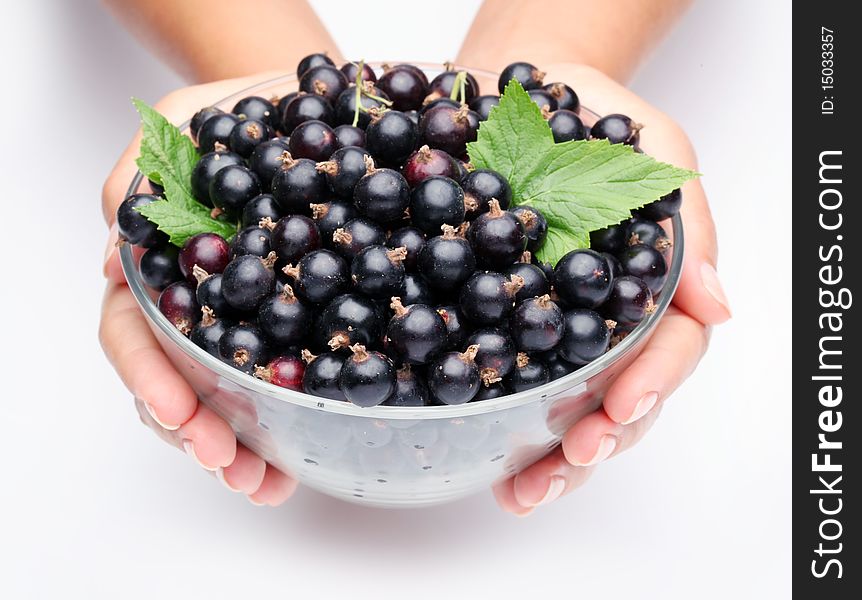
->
[258,216,276,231]
[460,344,480,363]
[310,203,329,219]
[280,283,297,302]
[332,228,353,245]
[448,71,467,102]
[200,305,216,327]
[480,367,502,386]
[282,263,300,279]
[261,251,278,269]
[301,349,317,363]
[516,352,530,369]
[352,59,365,127]
[386,246,408,264]
[329,333,350,350]
[519,250,532,263]
[605,319,618,331]
[390,296,408,317]
[503,274,526,297]
[349,343,370,361]
[316,160,338,176]
[192,265,211,285]
[536,294,552,309]
[253,365,273,381]
[487,198,503,217]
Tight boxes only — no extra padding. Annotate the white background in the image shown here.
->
[0,1,790,598]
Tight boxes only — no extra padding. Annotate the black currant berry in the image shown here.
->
[276,92,300,125]
[190,307,231,357]
[618,244,668,295]
[351,245,407,299]
[283,249,349,304]
[509,205,548,252]
[140,245,182,290]
[116,193,166,248]
[318,293,381,350]
[255,354,305,390]
[221,252,277,311]
[354,166,411,223]
[498,62,545,93]
[339,344,396,407]
[506,353,549,392]
[384,364,429,407]
[589,223,628,254]
[377,65,428,111]
[334,83,391,128]
[527,89,558,112]
[548,110,586,143]
[536,348,577,381]
[340,61,377,84]
[625,218,672,254]
[386,297,447,364]
[258,284,313,345]
[428,345,481,405]
[543,82,579,112]
[510,294,564,351]
[317,146,371,197]
[419,97,461,116]
[270,152,327,215]
[230,223,272,259]
[302,349,347,401]
[469,199,527,269]
[209,164,261,214]
[603,275,656,326]
[417,225,476,292]
[331,217,386,260]
[466,327,517,384]
[232,96,278,129]
[281,94,334,133]
[459,272,524,325]
[426,70,479,104]
[190,150,244,206]
[504,252,550,302]
[473,382,506,400]
[400,273,435,305]
[461,169,512,218]
[241,193,283,227]
[192,269,233,319]
[228,119,272,158]
[558,309,614,366]
[248,139,291,188]
[158,281,201,336]
[366,110,419,166]
[299,65,349,104]
[333,124,366,149]
[409,176,465,234]
[636,188,682,221]
[270,214,321,264]
[419,104,479,157]
[288,119,337,162]
[297,52,335,77]
[402,145,459,187]
[387,227,425,271]
[554,249,613,308]
[590,113,642,146]
[190,106,223,143]
[178,233,230,282]
[469,95,499,121]
[603,252,624,279]
[219,323,268,374]
[197,113,240,153]
[436,304,468,349]
[311,200,358,244]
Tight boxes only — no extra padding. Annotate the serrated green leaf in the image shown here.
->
[136,200,236,246]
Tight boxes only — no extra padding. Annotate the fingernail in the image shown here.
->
[247,496,266,506]
[143,402,180,431]
[623,391,659,425]
[216,467,240,492]
[103,222,119,276]
[571,434,618,466]
[525,474,567,508]
[513,507,535,517]
[183,439,217,471]
[700,263,732,317]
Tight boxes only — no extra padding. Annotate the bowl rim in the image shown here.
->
[119,63,685,420]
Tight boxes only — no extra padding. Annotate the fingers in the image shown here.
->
[602,307,709,425]
[100,282,198,428]
[177,403,237,471]
[248,464,298,506]
[217,444,267,494]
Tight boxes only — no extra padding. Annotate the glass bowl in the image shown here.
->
[120,63,684,508]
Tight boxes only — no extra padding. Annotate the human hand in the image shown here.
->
[100,73,297,506]
[488,64,731,515]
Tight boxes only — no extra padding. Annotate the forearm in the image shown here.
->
[456,0,693,83]
[103,0,340,83]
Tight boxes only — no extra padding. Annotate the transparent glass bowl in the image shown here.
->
[120,64,684,508]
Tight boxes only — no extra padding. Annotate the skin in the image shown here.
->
[100,1,728,511]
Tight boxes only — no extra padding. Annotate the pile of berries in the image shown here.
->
[117,56,680,408]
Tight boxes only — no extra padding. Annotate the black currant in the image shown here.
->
[625,218,672,254]
[192,269,233,319]
[116,193,166,248]
[354,166,411,224]
[158,281,200,335]
[590,113,642,146]
[302,349,347,400]
[209,164,261,214]
[219,323,269,374]
[281,93,334,134]
[636,188,682,221]
[230,224,272,259]
[366,110,419,166]
[339,344,396,407]
[419,104,479,157]
[232,95,278,129]
[461,169,512,219]
[504,252,550,302]
[402,145,459,187]
[297,52,335,76]
[190,307,231,357]
[197,113,240,153]
[548,109,586,143]
[318,293,381,350]
[618,244,668,295]
[386,297,447,364]
[255,354,305,390]
[387,227,425,271]
[270,152,327,215]
[377,64,429,111]
[469,199,527,269]
[498,62,545,93]
[140,245,182,290]
[288,119,337,162]
[436,304,468,349]
[190,150,245,206]
[505,353,549,392]
[419,97,461,116]
[509,205,548,252]
[248,139,291,188]
[428,345,481,405]
[473,382,506,400]
[276,92,300,126]
[469,95,499,121]
[466,327,517,385]
[283,248,349,304]
[459,272,524,325]
[178,232,230,282]
[536,348,577,381]
[527,88,558,112]
[221,252,277,311]
[543,82,579,112]
[589,223,628,254]
[409,176,465,234]
[603,275,656,326]
[400,273,435,306]
[384,364,429,407]
[227,119,272,159]
[310,200,358,244]
[510,294,564,351]
[603,252,623,279]
[333,124,366,149]
[299,65,348,104]
[317,145,371,197]
[190,106,223,143]
[331,217,386,260]
[426,70,479,104]
[241,193,283,227]
[267,214,321,265]
[417,225,476,292]
[351,245,407,300]
[334,83,390,128]
[554,249,613,308]
[558,309,614,366]
[340,61,377,84]
[255,284,312,346]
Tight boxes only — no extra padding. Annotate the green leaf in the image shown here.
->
[131,98,236,246]
[466,81,700,265]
